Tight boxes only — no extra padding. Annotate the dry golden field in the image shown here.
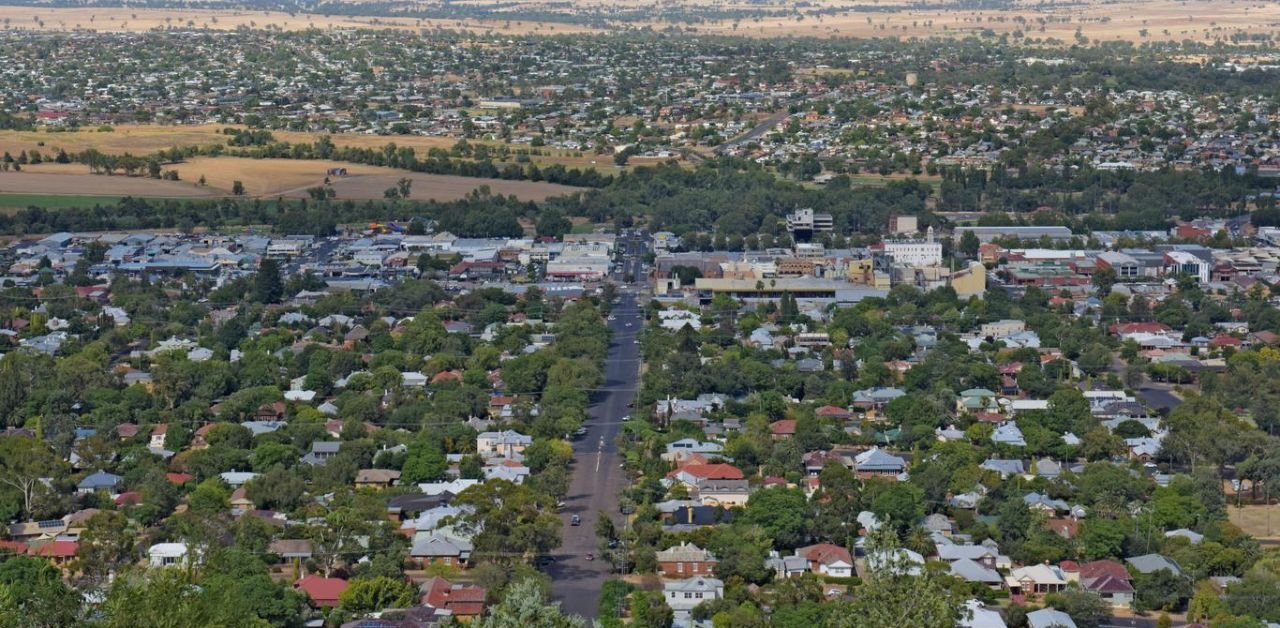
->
[0,169,218,197]
[17,157,582,200]
[1,0,1278,42]
[0,125,612,173]
[1229,504,1280,541]
[0,5,600,35]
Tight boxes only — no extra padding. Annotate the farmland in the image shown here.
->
[14,158,583,201]
[2,0,1280,43]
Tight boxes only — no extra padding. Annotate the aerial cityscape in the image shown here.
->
[2,0,1280,627]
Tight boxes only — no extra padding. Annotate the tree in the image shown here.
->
[629,589,674,628]
[741,487,809,549]
[451,480,561,564]
[77,511,135,581]
[400,440,447,484]
[0,437,60,517]
[834,530,964,628]
[1133,569,1191,612]
[339,576,415,614]
[958,229,980,258]
[253,258,284,304]
[471,578,584,628]
[1044,590,1110,628]
[244,465,305,512]
[0,556,82,627]
[231,180,245,195]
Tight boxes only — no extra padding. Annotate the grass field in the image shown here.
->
[15,157,583,201]
[1229,504,1280,541]
[0,125,623,175]
[1,0,1276,43]
[0,193,148,211]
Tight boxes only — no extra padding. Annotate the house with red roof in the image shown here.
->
[814,406,852,420]
[794,543,854,578]
[768,419,797,440]
[295,575,349,608]
[1109,322,1172,336]
[667,463,744,489]
[420,577,487,618]
[33,539,78,568]
[1064,560,1135,608]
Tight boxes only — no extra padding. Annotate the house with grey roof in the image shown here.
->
[1027,608,1076,628]
[301,441,341,466]
[1126,553,1181,576]
[980,458,1025,477]
[950,558,1003,587]
[77,470,123,494]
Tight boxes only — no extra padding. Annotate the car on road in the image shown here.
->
[570,514,581,526]
[533,555,555,568]
[573,427,588,437]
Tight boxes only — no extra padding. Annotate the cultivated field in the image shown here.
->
[2,0,1279,43]
[0,170,218,198]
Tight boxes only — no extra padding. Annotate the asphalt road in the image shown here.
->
[548,233,645,618]
[717,108,791,152]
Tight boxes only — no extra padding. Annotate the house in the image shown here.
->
[475,430,532,459]
[295,576,349,608]
[301,441,341,466]
[33,539,78,568]
[1005,564,1068,596]
[230,487,254,510]
[148,542,191,567]
[853,448,907,478]
[149,425,168,449]
[980,459,1025,478]
[768,419,797,440]
[663,506,735,530]
[991,423,1027,447]
[420,576,487,619]
[1126,554,1181,576]
[355,469,401,489]
[267,539,314,563]
[1071,560,1135,609]
[667,463,745,488]
[663,576,723,622]
[1027,608,1077,628]
[794,543,853,578]
[656,542,718,577]
[662,439,725,462]
[765,552,810,578]
[950,558,1003,587]
[77,470,123,494]
[410,531,473,567]
[960,600,1008,628]
[694,479,752,507]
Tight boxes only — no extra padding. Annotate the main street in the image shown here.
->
[548,231,647,617]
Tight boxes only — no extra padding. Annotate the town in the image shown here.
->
[3,3,1280,628]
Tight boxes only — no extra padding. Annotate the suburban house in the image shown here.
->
[1064,560,1135,608]
[853,448,908,478]
[420,576,487,619]
[1006,564,1068,597]
[667,463,745,489]
[294,576,349,608]
[794,543,854,578]
[694,479,752,507]
[663,576,723,622]
[656,542,719,577]
[77,470,123,494]
[410,530,474,567]
[147,542,191,567]
[354,469,401,489]
[475,430,532,459]
[1027,608,1077,628]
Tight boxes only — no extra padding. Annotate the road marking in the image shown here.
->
[595,450,602,473]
